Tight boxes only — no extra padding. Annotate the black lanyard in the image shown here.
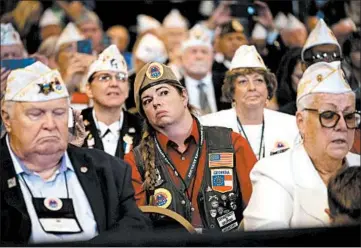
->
[154,118,204,202]
[237,117,265,160]
[19,170,70,199]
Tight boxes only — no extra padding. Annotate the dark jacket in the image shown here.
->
[81,107,143,159]
[0,137,151,244]
[180,72,231,112]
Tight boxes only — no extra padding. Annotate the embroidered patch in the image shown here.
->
[154,188,172,208]
[211,169,233,193]
[209,153,233,168]
[146,62,163,80]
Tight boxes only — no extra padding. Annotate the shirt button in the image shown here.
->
[181,156,185,161]
[181,200,186,205]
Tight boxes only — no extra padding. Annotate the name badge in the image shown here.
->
[39,218,81,233]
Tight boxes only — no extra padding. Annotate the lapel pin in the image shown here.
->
[80,166,88,173]
[128,127,136,133]
[84,119,90,126]
[7,177,16,188]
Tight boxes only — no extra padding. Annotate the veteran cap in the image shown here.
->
[87,44,127,82]
[4,61,69,102]
[134,62,184,116]
[1,23,22,46]
[296,61,352,103]
[163,9,188,29]
[230,45,267,70]
[55,22,84,52]
[219,19,244,36]
[135,33,168,64]
[302,19,341,61]
[137,14,161,35]
[181,24,212,52]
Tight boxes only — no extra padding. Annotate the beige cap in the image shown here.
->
[135,33,168,64]
[5,61,69,102]
[39,8,61,28]
[134,62,183,116]
[1,23,22,46]
[302,18,341,61]
[163,9,188,29]
[230,45,267,70]
[137,14,161,34]
[55,22,84,52]
[86,44,127,82]
[181,24,212,52]
[297,61,352,103]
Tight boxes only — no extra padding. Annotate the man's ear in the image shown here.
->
[1,106,12,133]
[85,83,93,99]
[325,208,335,223]
[296,110,305,138]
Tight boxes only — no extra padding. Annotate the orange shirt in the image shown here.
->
[351,129,360,154]
[124,119,257,227]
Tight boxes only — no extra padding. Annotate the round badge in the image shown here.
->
[221,194,227,201]
[154,188,172,208]
[211,200,219,208]
[52,78,64,94]
[145,62,164,80]
[44,197,63,211]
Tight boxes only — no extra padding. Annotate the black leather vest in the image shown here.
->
[134,126,244,232]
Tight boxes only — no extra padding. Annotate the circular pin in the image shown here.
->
[181,156,185,161]
[211,200,219,208]
[181,200,186,205]
[221,194,227,201]
[230,202,237,210]
[154,188,172,208]
[44,197,63,211]
[80,166,88,173]
[191,207,195,212]
[228,193,236,201]
[217,206,224,215]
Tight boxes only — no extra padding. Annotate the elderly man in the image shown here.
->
[81,45,142,158]
[180,24,230,115]
[0,62,150,244]
[243,61,360,230]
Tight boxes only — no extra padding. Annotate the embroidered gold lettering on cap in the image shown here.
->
[317,74,323,82]
[146,62,164,80]
[154,188,172,208]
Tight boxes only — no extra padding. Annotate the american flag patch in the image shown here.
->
[209,153,234,168]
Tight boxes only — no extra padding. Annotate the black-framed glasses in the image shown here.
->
[303,108,361,129]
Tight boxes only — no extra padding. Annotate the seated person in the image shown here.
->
[0,62,150,244]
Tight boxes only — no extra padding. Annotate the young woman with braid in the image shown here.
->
[124,62,257,232]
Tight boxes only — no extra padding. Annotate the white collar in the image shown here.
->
[92,109,124,137]
[185,73,212,86]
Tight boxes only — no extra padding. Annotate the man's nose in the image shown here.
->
[43,113,56,130]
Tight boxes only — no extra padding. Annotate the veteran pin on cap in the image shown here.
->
[163,9,188,29]
[4,61,69,102]
[1,23,22,46]
[134,62,183,116]
[219,19,244,36]
[230,45,267,70]
[302,19,341,61]
[296,61,352,103]
[135,33,168,64]
[87,44,127,82]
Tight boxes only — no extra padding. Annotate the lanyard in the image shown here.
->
[19,170,70,199]
[154,118,204,202]
[237,117,265,160]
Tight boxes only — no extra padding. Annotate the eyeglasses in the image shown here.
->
[304,52,342,64]
[91,72,128,83]
[303,108,361,129]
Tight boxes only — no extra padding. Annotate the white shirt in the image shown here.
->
[6,136,98,244]
[241,124,264,160]
[92,109,124,156]
[184,73,217,114]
